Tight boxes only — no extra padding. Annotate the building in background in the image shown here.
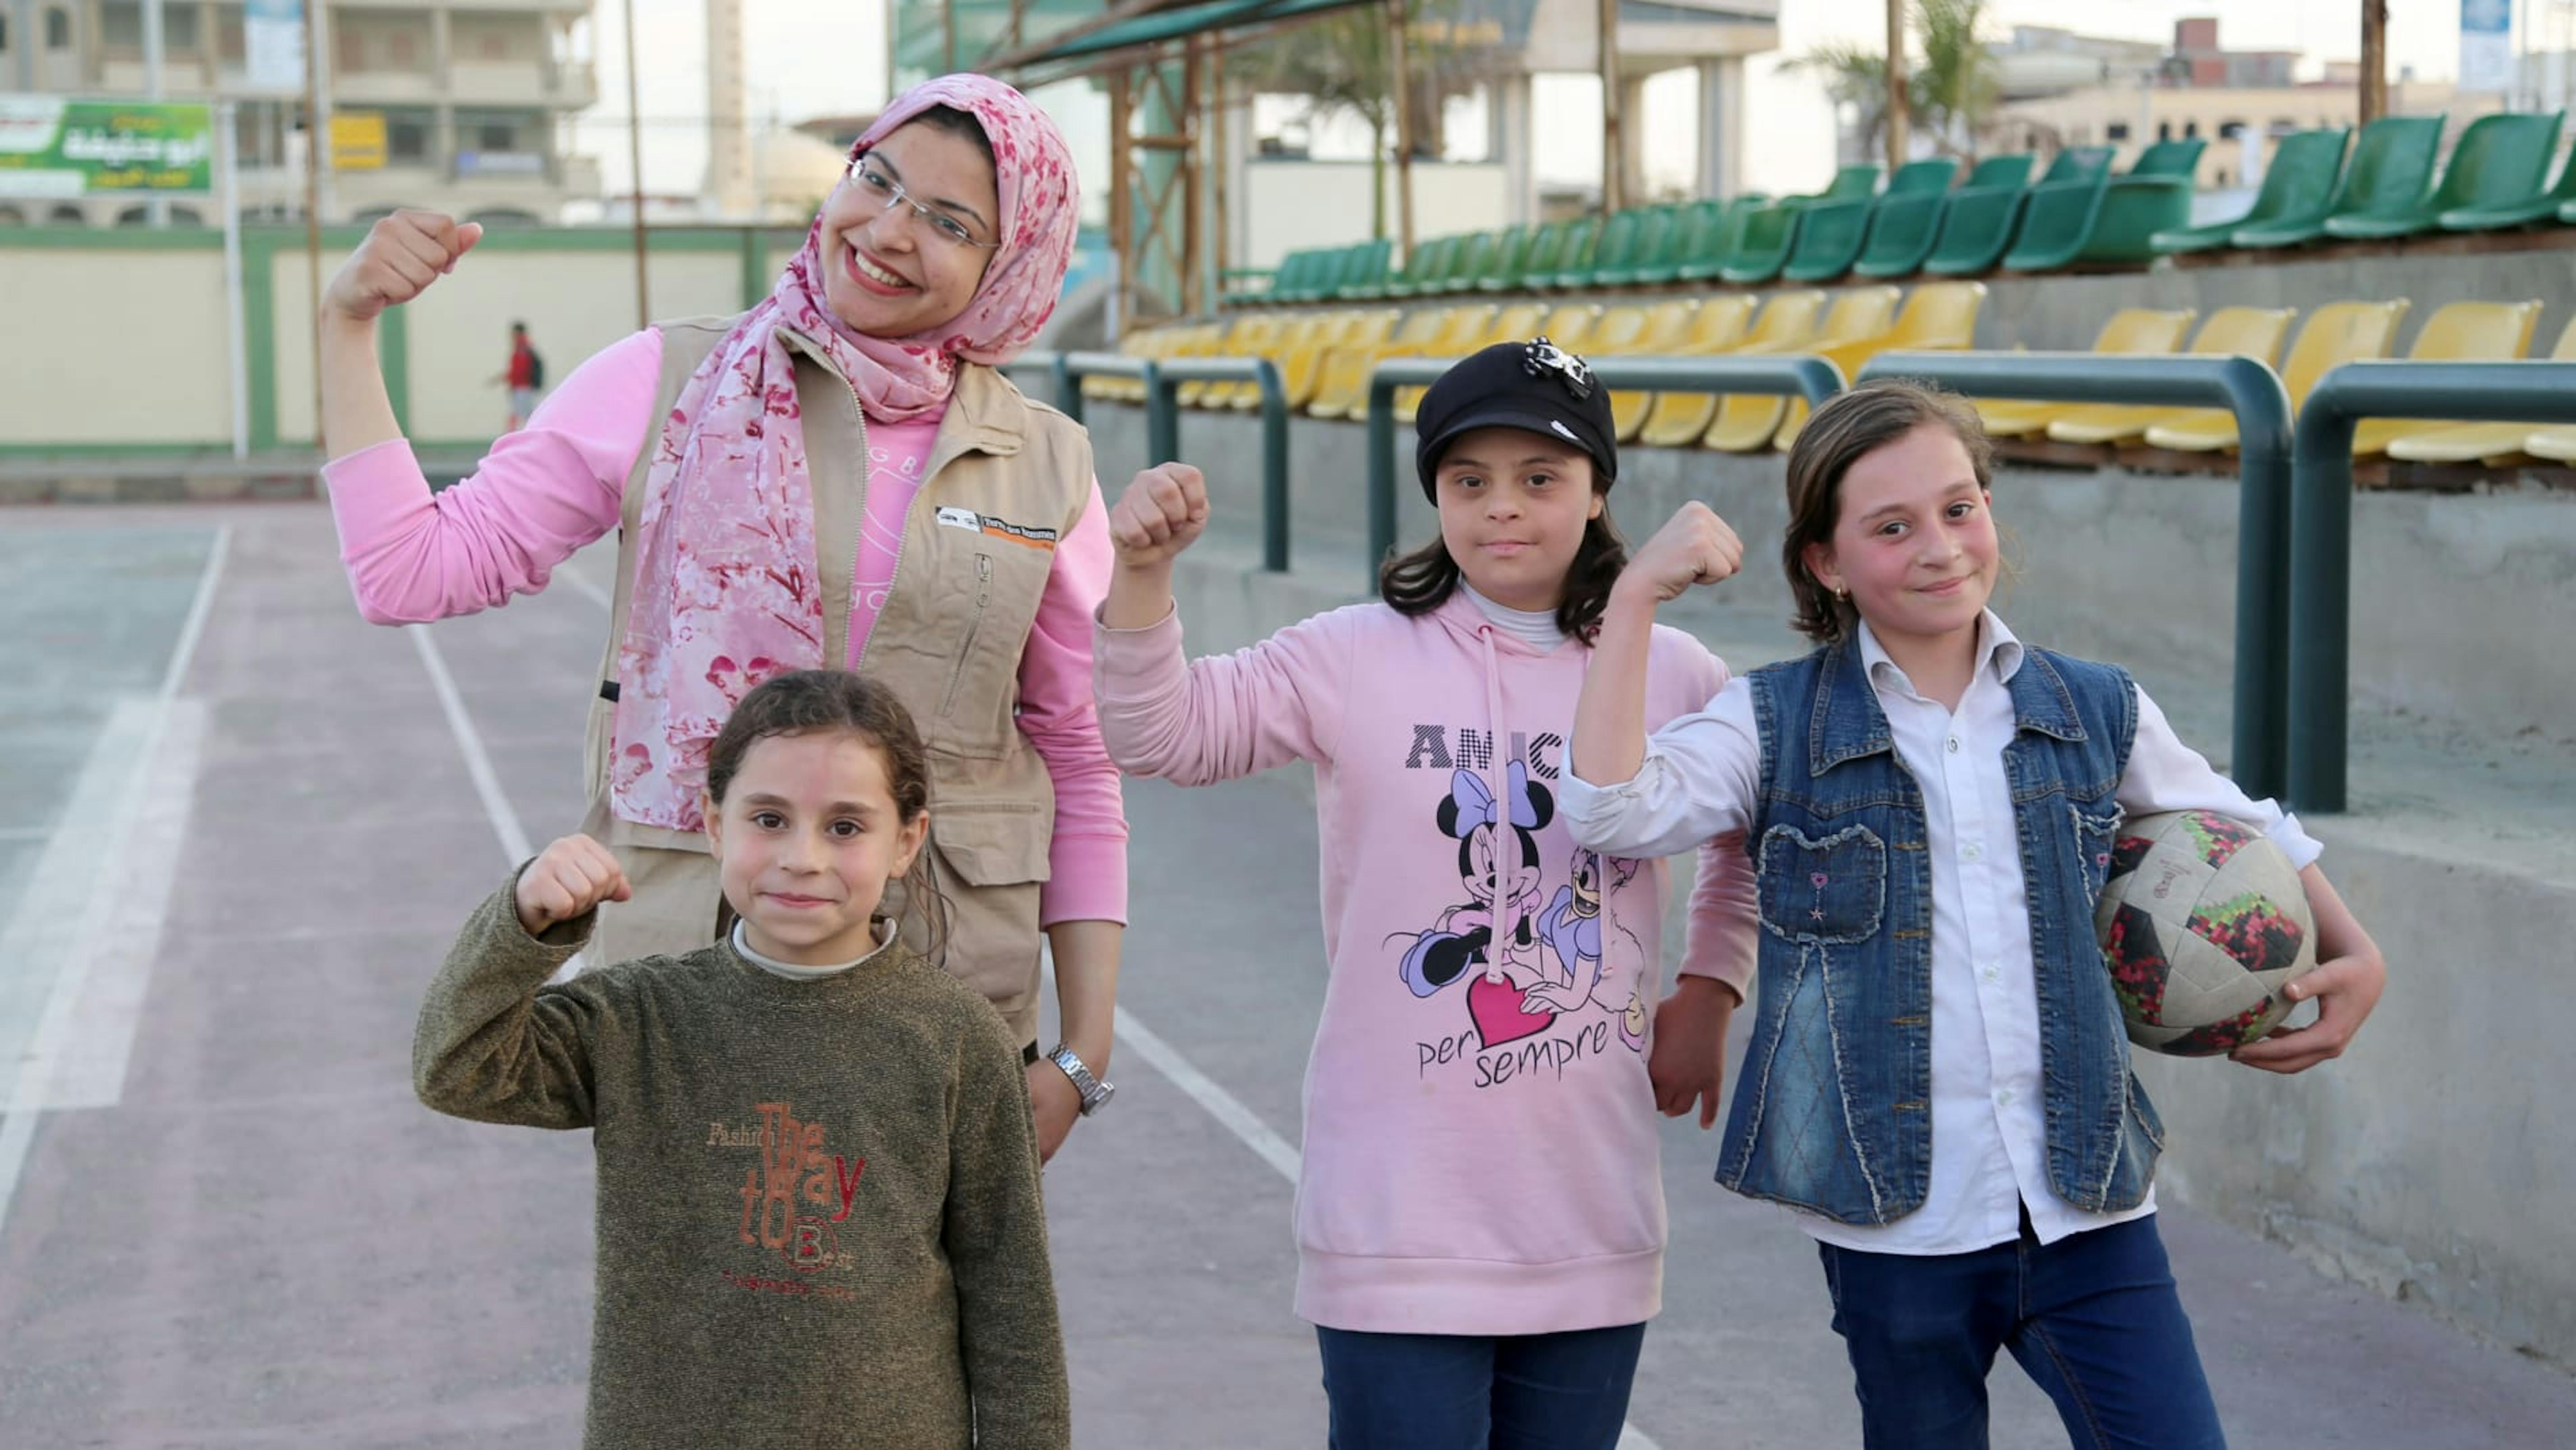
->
[1987,18,2506,191]
[0,0,603,226]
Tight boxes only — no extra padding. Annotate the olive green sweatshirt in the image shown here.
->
[415,882,1069,1450]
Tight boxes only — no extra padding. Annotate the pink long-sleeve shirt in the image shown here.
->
[1094,590,1757,1336]
[322,328,1127,927]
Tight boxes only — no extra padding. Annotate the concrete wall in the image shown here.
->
[1970,239,2576,355]
[1078,399,2576,1368]
[0,239,235,445]
[0,224,809,456]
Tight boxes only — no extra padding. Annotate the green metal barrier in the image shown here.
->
[2288,359,2576,812]
[1858,352,2295,800]
[1012,350,1293,573]
[1363,353,1846,586]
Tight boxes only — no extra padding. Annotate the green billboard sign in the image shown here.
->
[0,96,216,197]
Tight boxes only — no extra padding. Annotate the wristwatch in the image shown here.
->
[1047,1043,1115,1116]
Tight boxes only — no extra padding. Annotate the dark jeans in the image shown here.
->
[1816,1211,2226,1450]
[1313,1321,1647,1450]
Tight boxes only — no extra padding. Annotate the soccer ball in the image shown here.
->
[2094,811,2316,1057]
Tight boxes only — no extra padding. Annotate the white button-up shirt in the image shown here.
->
[1560,613,2322,1255]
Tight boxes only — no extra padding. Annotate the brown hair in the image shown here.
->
[1380,459,1629,642]
[705,670,949,961]
[1778,378,1994,644]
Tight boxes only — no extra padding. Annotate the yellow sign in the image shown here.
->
[330,112,386,171]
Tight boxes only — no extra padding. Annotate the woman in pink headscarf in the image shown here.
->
[317,75,1125,1162]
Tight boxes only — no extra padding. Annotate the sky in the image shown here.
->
[569,1,2533,207]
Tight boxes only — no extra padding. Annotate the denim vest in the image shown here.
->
[1716,637,2162,1225]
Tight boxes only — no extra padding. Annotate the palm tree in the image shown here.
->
[1789,0,2000,164]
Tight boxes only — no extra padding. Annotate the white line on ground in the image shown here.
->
[1068,956,1664,1450]
[408,624,535,866]
[38,702,205,1111]
[0,525,229,1230]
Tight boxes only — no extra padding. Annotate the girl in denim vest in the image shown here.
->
[1560,380,2387,1449]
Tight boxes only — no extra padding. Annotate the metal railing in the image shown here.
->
[1861,352,2295,803]
[2288,359,2576,812]
[1009,350,1293,572]
[1362,353,1847,583]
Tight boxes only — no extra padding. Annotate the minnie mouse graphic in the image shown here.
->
[1395,763,1561,1048]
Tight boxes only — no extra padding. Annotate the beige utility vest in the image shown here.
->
[580,314,1098,1045]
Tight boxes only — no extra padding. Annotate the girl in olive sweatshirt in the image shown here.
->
[415,669,1068,1450]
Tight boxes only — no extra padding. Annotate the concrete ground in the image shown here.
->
[2,502,2571,1447]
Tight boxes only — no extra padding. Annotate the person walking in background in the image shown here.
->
[496,321,545,431]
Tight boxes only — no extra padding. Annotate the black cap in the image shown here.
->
[1414,335,1618,501]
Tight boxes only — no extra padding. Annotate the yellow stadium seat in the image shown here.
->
[2521,424,2576,461]
[2383,312,2576,462]
[1593,299,1743,441]
[1637,292,1826,448]
[1181,314,1276,408]
[1774,281,1988,451]
[1393,302,1557,422]
[2142,300,2410,452]
[2348,299,2544,457]
[1309,305,1493,419]
[1976,308,2197,440]
[1266,310,1396,411]
[1703,287,1903,453]
[2043,307,2295,445]
[1084,324,1178,404]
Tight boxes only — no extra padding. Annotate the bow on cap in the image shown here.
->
[1446,762,1540,839]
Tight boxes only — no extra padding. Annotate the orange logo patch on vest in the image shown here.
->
[935,505,1059,551]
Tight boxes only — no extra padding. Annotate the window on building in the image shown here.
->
[477,120,515,151]
[166,5,197,48]
[2219,120,2245,139]
[2184,120,2200,139]
[44,7,69,49]
[386,110,433,162]
[49,202,84,224]
[103,2,138,48]
[2107,121,2130,142]
[390,31,415,66]
[2157,120,2172,141]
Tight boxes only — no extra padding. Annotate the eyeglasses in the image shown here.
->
[846,156,999,251]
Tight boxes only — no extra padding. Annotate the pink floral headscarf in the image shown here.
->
[608,73,1080,832]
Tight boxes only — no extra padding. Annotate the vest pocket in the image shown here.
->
[929,798,1053,886]
[917,799,1050,1040]
[1755,824,1887,945]
[2070,802,2125,901]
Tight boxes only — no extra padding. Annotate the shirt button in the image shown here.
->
[1960,841,1984,862]
[1946,736,1961,754]
[1980,963,2000,984]
[1995,1088,2014,1106]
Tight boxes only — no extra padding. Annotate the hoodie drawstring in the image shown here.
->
[1477,624,1514,985]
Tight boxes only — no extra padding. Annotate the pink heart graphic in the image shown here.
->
[1467,974,1556,1049]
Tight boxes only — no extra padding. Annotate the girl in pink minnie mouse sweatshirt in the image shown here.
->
[1090,339,1758,1448]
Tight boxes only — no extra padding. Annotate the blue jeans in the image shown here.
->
[1816,1212,2225,1450]
[1313,1322,1647,1450]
